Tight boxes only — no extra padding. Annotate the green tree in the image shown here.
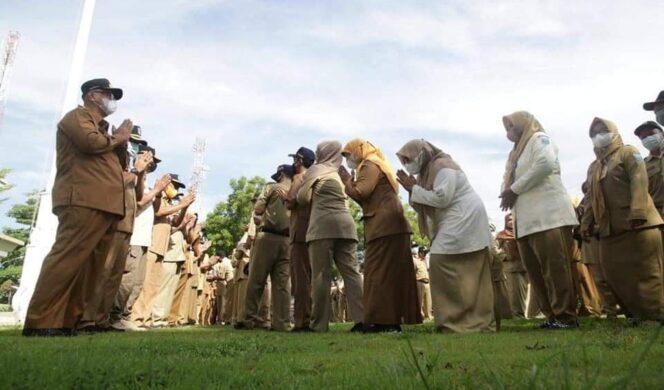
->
[2,190,39,267]
[403,203,428,247]
[348,199,364,251]
[205,176,266,254]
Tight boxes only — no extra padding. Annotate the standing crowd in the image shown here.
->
[20,78,664,336]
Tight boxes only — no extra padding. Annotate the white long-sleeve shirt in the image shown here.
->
[411,168,491,255]
[510,133,578,238]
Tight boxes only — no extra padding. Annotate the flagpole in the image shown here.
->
[12,0,96,323]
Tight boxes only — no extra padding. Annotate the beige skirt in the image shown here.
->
[599,228,664,321]
[429,248,495,333]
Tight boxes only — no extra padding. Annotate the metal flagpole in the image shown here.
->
[12,0,97,323]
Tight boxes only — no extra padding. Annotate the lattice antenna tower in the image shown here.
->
[0,30,20,127]
[189,137,210,195]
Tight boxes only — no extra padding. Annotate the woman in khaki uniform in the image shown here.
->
[340,139,422,332]
[296,141,364,332]
[581,117,664,322]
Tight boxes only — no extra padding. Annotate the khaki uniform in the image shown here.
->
[131,199,171,326]
[645,155,664,218]
[581,238,620,315]
[582,146,664,320]
[25,106,125,330]
[232,250,250,324]
[297,172,364,332]
[498,237,528,318]
[217,257,235,324]
[241,182,292,331]
[288,172,313,329]
[413,257,432,320]
[488,243,512,326]
[151,229,186,325]
[517,226,577,324]
[80,177,136,329]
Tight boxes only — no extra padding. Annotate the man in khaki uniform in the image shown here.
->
[78,129,155,332]
[216,252,235,324]
[151,212,192,327]
[236,164,293,331]
[278,147,316,332]
[131,187,194,327]
[232,245,251,325]
[413,248,432,320]
[23,79,132,336]
[634,121,664,219]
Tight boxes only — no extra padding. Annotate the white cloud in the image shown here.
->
[2,0,664,229]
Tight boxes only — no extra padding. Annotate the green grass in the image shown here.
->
[0,319,662,389]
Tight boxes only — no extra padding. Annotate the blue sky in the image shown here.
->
[1,0,663,231]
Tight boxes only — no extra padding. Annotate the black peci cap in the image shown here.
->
[81,78,123,100]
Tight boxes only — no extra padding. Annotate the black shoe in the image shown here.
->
[350,322,365,333]
[363,324,402,333]
[536,320,554,329]
[548,320,578,330]
[234,322,252,330]
[291,326,314,333]
[22,328,75,337]
[78,325,99,334]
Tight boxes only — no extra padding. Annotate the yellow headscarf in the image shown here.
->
[501,111,545,192]
[342,138,399,193]
[588,117,624,230]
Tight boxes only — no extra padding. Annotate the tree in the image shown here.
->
[1,190,39,267]
[348,199,364,251]
[403,203,428,247]
[0,168,13,204]
[205,176,266,254]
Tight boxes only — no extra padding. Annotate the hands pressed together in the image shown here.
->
[396,169,417,192]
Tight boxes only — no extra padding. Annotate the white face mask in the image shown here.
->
[346,158,357,170]
[403,151,423,175]
[97,95,117,115]
[591,133,613,148]
[642,133,663,151]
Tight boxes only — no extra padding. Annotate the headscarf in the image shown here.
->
[342,138,399,193]
[295,141,343,203]
[588,117,624,230]
[500,111,545,192]
[396,139,461,240]
[495,213,515,241]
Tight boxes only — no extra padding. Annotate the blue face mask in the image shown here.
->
[642,133,663,151]
[128,142,139,157]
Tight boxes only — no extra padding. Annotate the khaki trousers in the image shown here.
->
[168,271,189,325]
[200,282,216,325]
[221,280,235,323]
[600,228,664,321]
[290,241,312,328]
[111,245,148,323]
[25,206,116,330]
[584,238,621,315]
[188,287,199,324]
[308,238,363,332]
[243,232,291,331]
[80,231,131,328]
[151,261,182,324]
[416,281,432,320]
[429,249,495,333]
[131,251,164,325]
[517,226,577,324]
[234,279,248,325]
[505,271,528,318]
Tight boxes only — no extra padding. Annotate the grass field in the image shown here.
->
[1,318,662,389]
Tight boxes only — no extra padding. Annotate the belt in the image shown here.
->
[418,279,430,284]
[260,228,290,237]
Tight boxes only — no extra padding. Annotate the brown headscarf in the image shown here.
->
[495,213,515,241]
[342,138,399,193]
[396,139,461,240]
[500,111,545,192]
[588,117,624,230]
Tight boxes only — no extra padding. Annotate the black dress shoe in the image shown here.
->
[536,320,554,329]
[548,320,579,330]
[291,327,314,333]
[350,322,365,333]
[364,324,402,333]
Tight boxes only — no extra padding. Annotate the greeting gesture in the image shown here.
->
[338,166,353,184]
[396,169,417,192]
[133,151,153,173]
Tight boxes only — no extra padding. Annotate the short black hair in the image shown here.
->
[216,249,226,258]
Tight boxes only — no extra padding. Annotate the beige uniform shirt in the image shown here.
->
[645,155,664,215]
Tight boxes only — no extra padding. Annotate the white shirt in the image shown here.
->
[411,168,491,255]
[129,195,154,247]
[510,133,578,238]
